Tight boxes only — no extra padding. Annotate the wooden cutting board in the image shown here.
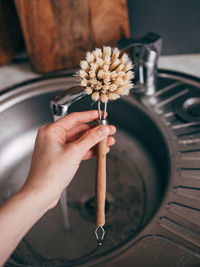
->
[0,0,23,66]
[14,0,130,73]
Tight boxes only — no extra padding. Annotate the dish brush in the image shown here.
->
[78,46,134,245]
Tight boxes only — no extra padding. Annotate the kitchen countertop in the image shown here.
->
[158,54,200,78]
[0,54,199,91]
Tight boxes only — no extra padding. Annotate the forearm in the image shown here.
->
[0,187,49,266]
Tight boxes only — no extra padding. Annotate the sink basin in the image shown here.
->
[1,70,200,266]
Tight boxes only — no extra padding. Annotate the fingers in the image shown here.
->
[67,124,116,142]
[66,124,93,141]
[82,147,110,160]
[82,136,115,160]
[107,125,116,135]
[53,110,99,132]
[71,125,111,157]
[107,136,116,146]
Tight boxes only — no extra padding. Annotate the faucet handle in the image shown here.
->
[118,33,162,95]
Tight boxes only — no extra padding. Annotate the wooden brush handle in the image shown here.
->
[96,137,107,226]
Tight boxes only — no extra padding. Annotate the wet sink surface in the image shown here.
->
[1,70,199,266]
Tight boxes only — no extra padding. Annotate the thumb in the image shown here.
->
[74,125,110,157]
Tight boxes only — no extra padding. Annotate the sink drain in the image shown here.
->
[84,197,110,218]
[79,193,115,224]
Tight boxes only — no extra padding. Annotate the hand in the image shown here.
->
[22,110,116,210]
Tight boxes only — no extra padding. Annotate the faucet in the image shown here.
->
[50,33,162,117]
[119,32,162,95]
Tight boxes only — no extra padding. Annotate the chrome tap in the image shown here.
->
[119,32,162,95]
[50,85,85,119]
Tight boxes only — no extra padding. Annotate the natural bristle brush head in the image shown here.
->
[77,46,134,103]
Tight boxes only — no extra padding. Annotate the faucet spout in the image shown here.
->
[50,85,84,120]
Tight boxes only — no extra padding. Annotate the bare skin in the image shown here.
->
[0,110,116,266]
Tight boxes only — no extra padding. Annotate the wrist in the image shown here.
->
[20,176,61,211]
[19,184,50,214]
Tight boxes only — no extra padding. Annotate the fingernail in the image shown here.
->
[97,126,109,136]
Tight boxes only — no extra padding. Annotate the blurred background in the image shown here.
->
[128,0,200,55]
[0,0,199,83]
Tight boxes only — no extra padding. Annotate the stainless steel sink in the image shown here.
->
[1,70,200,267]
